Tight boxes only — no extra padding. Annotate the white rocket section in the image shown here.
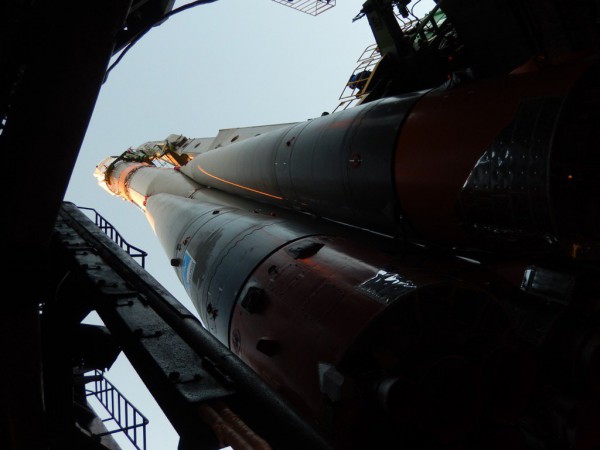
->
[94,158,203,210]
[132,123,299,161]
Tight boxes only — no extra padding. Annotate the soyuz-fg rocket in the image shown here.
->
[95,50,600,449]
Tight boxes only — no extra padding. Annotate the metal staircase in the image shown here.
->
[85,370,149,450]
[78,206,147,268]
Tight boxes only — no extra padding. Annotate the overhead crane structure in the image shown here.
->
[271,0,336,16]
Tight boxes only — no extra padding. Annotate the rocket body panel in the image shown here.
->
[145,193,323,342]
[229,235,514,446]
[114,157,332,229]
[181,123,296,202]
[229,236,389,418]
[174,53,599,258]
[180,92,425,235]
[126,166,200,203]
[394,55,599,253]
[183,122,301,156]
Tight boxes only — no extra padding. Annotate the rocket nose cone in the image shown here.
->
[94,156,117,181]
[94,156,119,196]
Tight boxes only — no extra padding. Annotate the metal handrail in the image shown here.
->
[77,206,147,268]
[85,370,149,450]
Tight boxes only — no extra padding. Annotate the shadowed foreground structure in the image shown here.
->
[1,1,599,449]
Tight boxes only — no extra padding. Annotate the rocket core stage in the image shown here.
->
[96,51,600,449]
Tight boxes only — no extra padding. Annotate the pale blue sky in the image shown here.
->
[65,1,435,448]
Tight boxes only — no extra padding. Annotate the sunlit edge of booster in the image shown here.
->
[176,53,600,260]
[179,91,427,238]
